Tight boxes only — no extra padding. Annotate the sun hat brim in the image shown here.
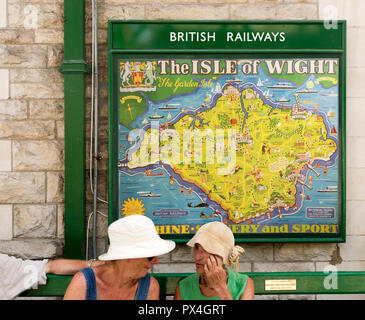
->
[187,222,234,265]
[98,238,175,261]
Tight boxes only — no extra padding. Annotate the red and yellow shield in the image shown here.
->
[132,71,144,86]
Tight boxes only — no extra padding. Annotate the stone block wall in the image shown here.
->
[0,0,365,299]
[0,0,65,258]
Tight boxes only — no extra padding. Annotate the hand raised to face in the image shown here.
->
[203,255,227,289]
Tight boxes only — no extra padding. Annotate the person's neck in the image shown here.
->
[102,261,139,288]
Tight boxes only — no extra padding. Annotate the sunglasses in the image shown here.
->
[147,256,156,261]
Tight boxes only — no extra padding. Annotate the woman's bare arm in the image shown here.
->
[240,277,254,300]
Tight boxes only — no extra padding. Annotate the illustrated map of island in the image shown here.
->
[117,58,340,235]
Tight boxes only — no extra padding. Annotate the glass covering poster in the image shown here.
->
[116,57,341,240]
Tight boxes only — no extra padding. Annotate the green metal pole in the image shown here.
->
[59,0,88,259]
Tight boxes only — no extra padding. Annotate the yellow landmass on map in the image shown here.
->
[128,86,337,223]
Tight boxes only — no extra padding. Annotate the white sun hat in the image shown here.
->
[98,214,175,261]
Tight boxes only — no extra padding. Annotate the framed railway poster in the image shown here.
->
[108,21,346,242]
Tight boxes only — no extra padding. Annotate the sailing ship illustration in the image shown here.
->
[331,125,337,135]
[212,83,222,94]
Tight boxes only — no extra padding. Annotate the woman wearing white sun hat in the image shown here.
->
[174,221,254,300]
[63,215,175,300]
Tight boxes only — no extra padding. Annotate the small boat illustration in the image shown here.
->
[143,169,163,176]
[321,91,338,97]
[226,78,242,84]
[158,105,178,110]
[317,186,338,193]
[142,118,149,125]
[139,191,161,197]
[328,110,336,117]
[296,89,318,94]
[267,83,297,89]
[149,113,164,120]
[275,97,290,103]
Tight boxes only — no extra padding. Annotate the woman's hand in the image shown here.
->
[203,255,226,288]
[203,255,233,299]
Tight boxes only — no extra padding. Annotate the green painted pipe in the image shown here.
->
[59,0,88,259]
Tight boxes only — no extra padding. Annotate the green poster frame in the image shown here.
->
[108,21,346,243]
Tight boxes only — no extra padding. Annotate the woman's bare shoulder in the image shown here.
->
[63,271,87,300]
